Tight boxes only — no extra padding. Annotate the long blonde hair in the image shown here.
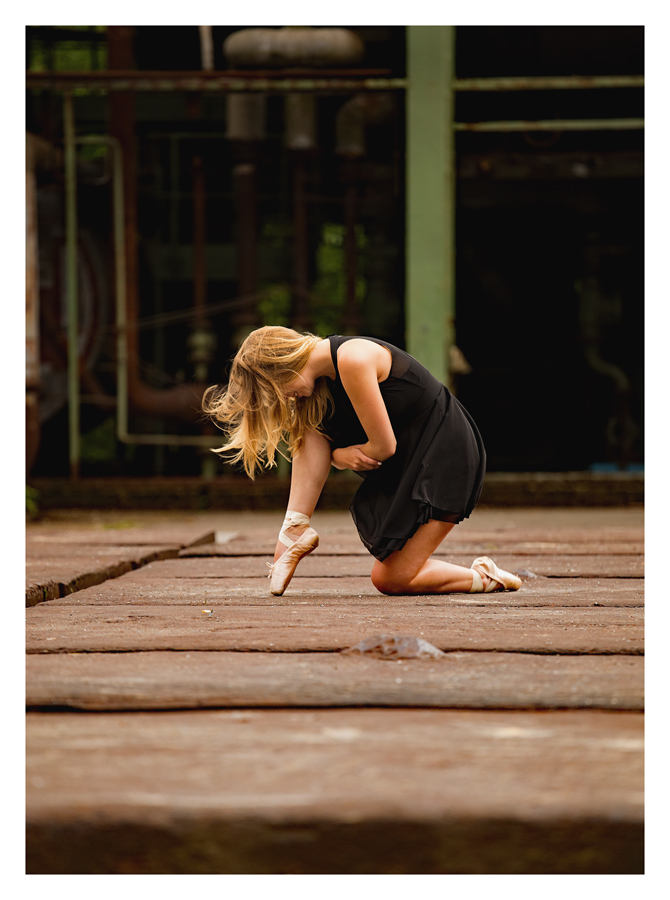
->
[202,326,333,478]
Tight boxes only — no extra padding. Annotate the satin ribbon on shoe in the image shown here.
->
[267,510,319,596]
[278,510,312,547]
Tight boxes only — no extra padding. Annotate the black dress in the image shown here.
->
[322,335,486,562]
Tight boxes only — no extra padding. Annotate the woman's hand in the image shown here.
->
[331,445,383,472]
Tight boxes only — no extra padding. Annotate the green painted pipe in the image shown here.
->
[454,117,644,132]
[405,26,455,386]
[454,75,644,91]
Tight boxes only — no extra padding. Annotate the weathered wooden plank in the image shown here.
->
[25,546,182,608]
[26,649,644,711]
[26,708,643,873]
[126,554,644,579]
[25,542,185,560]
[26,524,216,547]
[183,540,643,557]
[26,604,643,654]
[191,527,643,558]
[40,574,644,608]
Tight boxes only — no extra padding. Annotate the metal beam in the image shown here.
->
[454,75,643,91]
[26,71,407,93]
[454,117,644,132]
[405,26,455,385]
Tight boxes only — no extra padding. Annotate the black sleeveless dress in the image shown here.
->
[322,335,486,562]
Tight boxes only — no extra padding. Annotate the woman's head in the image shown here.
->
[203,326,332,478]
[231,325,321,403]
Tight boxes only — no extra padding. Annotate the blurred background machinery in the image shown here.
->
[25,25,644,481]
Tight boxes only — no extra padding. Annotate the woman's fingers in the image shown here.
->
[355,449,383,470]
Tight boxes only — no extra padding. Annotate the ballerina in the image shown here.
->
[203,326,522,597]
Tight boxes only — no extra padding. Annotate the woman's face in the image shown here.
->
[283,371,313,399]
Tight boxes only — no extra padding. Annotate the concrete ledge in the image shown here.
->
[26,816,643,874]
[29,472,644,511]
[26,708,644,874]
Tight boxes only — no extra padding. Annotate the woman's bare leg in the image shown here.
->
[371,519,498,594]
[273,429,332,562]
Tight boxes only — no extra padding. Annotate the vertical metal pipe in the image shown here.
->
[292,153,310,329]
[192,156,207,326]
[232,161,259,343]
[25,134,41,473]
[405,26,455,384]
[110,138,129,443]
[63,91,80,478]
[198,26,214,71]
[343,180,358,334]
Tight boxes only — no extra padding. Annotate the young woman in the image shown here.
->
[203,326,522,597]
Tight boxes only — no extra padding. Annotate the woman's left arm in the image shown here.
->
[337,342,397,462]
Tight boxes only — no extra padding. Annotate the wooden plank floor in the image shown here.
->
[26,507,644,874]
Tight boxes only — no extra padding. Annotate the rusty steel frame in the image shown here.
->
[44,57,644,459]
[72,133,221,449]
[27,71,644,94]
[26,71,406,93]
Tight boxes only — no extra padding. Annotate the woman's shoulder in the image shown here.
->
[334,336,393,372]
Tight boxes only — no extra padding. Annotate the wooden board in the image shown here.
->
[26,708,643,874]
[26,649,644,711]
[26,604,644,654]
[41,574,644,608]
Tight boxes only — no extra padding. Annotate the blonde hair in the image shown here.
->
[203,326,333,479]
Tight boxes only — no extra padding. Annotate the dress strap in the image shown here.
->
[327,334,341,377]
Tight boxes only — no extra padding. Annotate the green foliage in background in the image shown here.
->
[258,284,293,328]
[28,26,107,72]
[80,416,118,464]
[26,485,40,518]
[312,223,367,336]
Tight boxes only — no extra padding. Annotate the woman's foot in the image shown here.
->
[268,511,319,596]
[268,526,319,595]
[470,556,522,593]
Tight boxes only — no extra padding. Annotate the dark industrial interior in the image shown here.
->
[25,26,644,481]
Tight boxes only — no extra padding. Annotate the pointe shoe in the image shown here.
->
[268,527,319,596]
[471,556,522,592]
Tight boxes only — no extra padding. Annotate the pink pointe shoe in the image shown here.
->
[268,527,319,596]
[470,556,522,593]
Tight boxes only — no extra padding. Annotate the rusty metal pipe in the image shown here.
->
[454,117,644,132]
[335,92,395,158]
[454,75,644,91]
[342,181,359,334]
[291,154,310,329]
[198,26,214,71]
[224,26,364,69]
[107,26,207,426]
[231,161,260,343]
[188,156,217,384]
[63,91,80,479]
[26,72,405,92]
[192,157,207,326]
[26,135,41,473]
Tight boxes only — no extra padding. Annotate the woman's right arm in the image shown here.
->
[331,445,382,472]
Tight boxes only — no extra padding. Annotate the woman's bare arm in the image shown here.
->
[336,340,397,462]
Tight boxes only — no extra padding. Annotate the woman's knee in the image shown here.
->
[371,560,410,595]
